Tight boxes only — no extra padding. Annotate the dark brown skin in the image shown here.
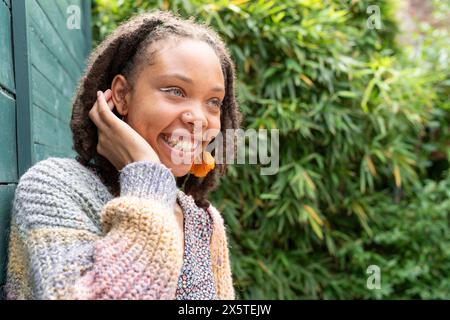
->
[89,38,224,177]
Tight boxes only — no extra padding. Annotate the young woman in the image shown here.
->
[5,10,242,300]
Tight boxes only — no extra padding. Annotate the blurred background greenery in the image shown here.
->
[91,0,450,299]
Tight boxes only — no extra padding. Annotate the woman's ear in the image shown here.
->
[111,74,131,117]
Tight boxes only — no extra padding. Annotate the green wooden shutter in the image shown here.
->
[0,0,19,294]
[0,0,91,296]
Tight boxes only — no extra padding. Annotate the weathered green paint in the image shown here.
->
[0,90,17,183]
[12,0,33,176]
[29,27,77,99]
[82,0,93,58]
[28,0,83,83]
[0,0,14,93]
[31,65,72,123]
[34,142,75,163]
[52,0,87,66]
[13,0,90,174]
[33,103,73,153]
[0,0,16,295]
[0,185,15,287]
[0,0,91,295]
[2,0,11,10]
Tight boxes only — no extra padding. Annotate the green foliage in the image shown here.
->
[92,0,450,299]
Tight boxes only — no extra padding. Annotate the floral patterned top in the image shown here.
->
[175,190,218,300]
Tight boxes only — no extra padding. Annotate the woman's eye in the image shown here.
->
[163,87,184,97]
[162,88,221,110]
[209,99,222,109]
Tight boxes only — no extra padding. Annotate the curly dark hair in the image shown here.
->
[70,10,243,210]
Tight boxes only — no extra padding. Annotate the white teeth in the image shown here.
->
[162,134,199,152]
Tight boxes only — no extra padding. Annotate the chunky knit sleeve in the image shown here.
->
[208,204,235,300]
[8,159,183,300]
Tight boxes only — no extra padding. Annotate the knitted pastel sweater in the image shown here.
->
[4,157,235,300]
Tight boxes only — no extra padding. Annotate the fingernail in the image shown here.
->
[97,91,101,97]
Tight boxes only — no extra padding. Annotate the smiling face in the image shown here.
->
[111,38,225,177]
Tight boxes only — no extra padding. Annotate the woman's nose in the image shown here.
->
[182,107,208,132]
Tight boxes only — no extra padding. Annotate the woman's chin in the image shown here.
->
[163,162,191,177]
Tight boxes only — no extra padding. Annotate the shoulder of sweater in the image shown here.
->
[21,157,89,180]
[17,157,107,194]
[13,157,110,234]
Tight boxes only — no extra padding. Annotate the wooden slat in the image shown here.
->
[0,0,15,93]
[81,0,92,59]
[56,0,88,61]
[31,65,72,123]
[12,0,34,174]
[32,103,72,149]
[33,143,75,163]
[29,25,76,100]
[2,0,10,9]
[37,0,86,67]
[0,184,16,286]
[0,0,91,292]
[0,90,17,183]
[28,0,83,83]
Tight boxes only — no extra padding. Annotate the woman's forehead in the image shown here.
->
[151,39,221,69]
[144,39,225,87]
